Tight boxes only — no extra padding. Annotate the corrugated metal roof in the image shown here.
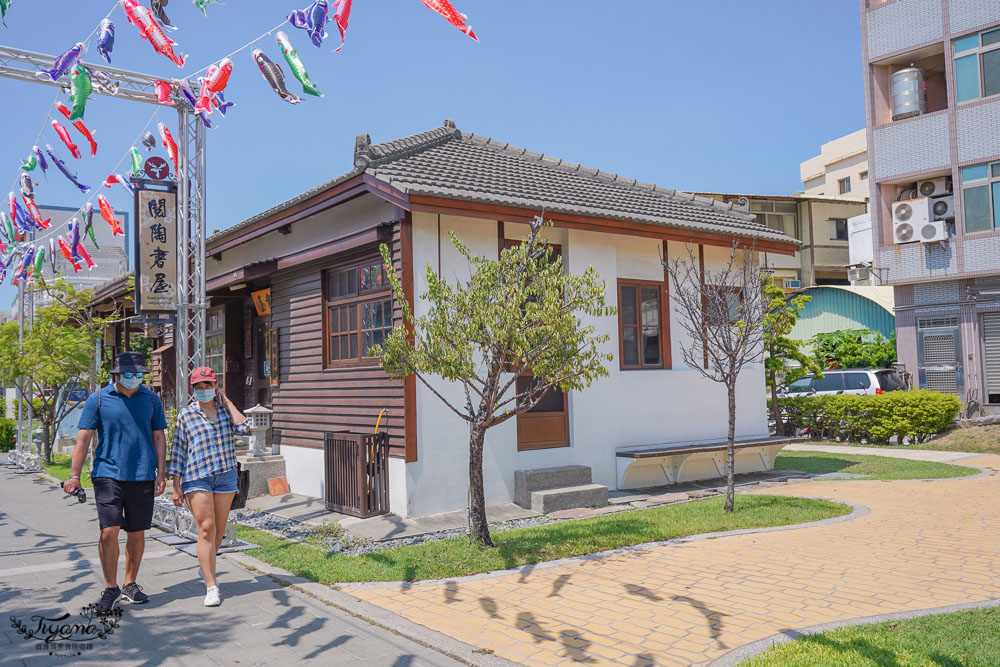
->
[789,286,896,342]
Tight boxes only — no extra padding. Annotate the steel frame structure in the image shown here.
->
[0,45,206,462]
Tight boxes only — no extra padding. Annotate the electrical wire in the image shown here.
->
[187,18,290,79]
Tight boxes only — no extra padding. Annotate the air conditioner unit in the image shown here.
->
[847,266,870,282]
[783,278,801,289]
[920,217,947,242]
[930,195,955,220]
[917,178,951,197]
[892,198,928,243]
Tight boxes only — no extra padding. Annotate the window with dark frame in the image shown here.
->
[206,306,225,391]
[838,177,851,194]
[831,218,849,241]
[618,280,667,370]
[324,258,393,366]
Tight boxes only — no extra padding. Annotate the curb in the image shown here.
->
[222,550,519,667]
[709,597,1000,666]
[343,499,869,590]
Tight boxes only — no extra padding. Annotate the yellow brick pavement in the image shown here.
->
[348,455,1000,666]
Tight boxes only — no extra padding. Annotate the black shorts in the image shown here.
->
[92,478,155,533]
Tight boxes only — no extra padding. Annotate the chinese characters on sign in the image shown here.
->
[136,189,178,312]
[251,288,271,316]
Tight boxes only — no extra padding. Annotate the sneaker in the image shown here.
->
[204,585,221,607]
[121,582,149,604]
[95,586,121,615]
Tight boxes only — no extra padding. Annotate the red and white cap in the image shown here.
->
[189,366,218,386]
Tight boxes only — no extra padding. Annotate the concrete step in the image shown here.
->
[514,464,593,508]
[530,483,609,514]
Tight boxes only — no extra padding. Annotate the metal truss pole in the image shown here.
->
[14,280,23,466]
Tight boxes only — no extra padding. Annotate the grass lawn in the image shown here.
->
[775,451,976,481]
[742,606,1000,666]
[44,454,92,488]
[812,423,1000,456]
[236,494,850,584]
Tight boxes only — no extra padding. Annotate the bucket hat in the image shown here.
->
[111,351,149,374]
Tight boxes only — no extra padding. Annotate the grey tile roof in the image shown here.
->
[209,120,797,247]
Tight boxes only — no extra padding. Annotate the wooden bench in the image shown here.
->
[615,436,806,490]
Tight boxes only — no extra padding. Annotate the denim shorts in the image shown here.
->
[182,467,238,495]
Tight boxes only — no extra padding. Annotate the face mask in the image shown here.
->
[193,388,216,403]
[119,376,142,390]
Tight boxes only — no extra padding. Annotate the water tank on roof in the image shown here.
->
[891,66,927,121]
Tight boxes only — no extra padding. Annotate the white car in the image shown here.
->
[778,369,907,398]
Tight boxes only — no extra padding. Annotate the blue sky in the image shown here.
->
[0,0,865,308]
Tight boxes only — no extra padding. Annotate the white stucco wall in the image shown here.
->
[207,194,397,281]
[281,445,325,499]
[396,213,769,518]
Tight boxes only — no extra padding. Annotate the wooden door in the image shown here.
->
[501,237,570,451]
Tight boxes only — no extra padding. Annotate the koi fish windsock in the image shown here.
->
[52,120,81,159]
[97,195,124,237]
[253,50,303,105]
[58,238,81,272]
[420,0,477,41]
[276,31,322,97]
[122,0,186,68]
[332,0,352,52]
[84,203,100,249]
[36,42,86,82]
[158,123,179,174]
[23,196,51,229]
[97,19,116,63]
[56,103,98,157]
[288,1,331,49]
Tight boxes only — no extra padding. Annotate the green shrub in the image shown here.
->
[775,390,961,444]
[0,418,15,451]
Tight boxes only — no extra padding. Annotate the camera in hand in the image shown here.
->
[61,481,87,504]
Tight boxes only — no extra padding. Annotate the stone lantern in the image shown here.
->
[244,404,273,458]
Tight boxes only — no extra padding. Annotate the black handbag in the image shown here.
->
[230,462,250,510]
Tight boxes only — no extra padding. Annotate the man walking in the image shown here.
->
[63,351,168,615]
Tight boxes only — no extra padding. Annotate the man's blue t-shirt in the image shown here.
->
[78,384,168,481]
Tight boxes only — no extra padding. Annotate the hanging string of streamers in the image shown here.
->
[0,0,480,286]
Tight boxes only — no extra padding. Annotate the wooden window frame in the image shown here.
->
[205,306,226,391]
[617,278,669,371]
[322,256,393,369]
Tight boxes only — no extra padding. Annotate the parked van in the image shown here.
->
[778,369,907,398]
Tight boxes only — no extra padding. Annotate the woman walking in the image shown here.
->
[169,367,248,607]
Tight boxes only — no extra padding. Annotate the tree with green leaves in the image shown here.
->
[810,329,897,370]
[0,307,89,464]
[762,278,823,435]
[372,216,615,547]
[32,276,132,393]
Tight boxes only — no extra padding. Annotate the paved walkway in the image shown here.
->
[347,455,1000,666]
[783,442,979,462]
[0,462,474,666]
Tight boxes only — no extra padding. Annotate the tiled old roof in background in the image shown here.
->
[209,119,794,246]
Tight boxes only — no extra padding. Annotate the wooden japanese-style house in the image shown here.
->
[204,120,800,518]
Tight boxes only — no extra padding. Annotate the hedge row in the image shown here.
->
[0,418,15,452]
[775,390,962,445]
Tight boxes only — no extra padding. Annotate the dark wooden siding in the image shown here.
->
[270,224,407,457]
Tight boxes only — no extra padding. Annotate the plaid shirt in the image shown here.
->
[168,397,249,482]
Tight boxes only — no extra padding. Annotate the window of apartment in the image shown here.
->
[830,218,849,241]
[838,177,852,194]
[324,258,392,365]
[618,280,667,370]
[206,307,225,391]
[751,201,797,236]
[954,28,1000,103]
[961,162,1000,233]
[860,171,869,181]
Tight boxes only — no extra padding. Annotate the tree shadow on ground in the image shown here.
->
[671,593,729,649]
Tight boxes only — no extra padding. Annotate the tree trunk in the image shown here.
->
[768,366,784,436]
[725,383,736,513]
[42,420,52,465]
[468,422,494,547]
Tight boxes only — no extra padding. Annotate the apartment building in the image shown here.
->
[861,0,1000,409]
[801,129,872,200]
[697,192,867,289]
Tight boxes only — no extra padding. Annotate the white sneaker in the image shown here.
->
[204,585,221,607]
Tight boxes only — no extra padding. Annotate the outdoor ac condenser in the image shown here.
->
[892,198,929,243]
[847,266,870,282]
[918,178,951,197]
[931,195,955,220]
[920,217,947,242]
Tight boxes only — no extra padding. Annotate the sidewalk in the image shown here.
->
[0,459,485,666]
[783,442,980,462]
